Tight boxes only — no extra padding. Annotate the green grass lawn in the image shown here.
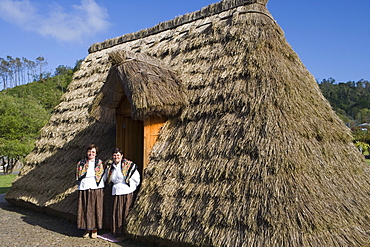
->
[0,174,17,194]
[367,159,370,166]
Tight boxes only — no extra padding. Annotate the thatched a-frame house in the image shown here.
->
[6,0,370,246]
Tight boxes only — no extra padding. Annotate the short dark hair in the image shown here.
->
[112,147,123,155]
[87,144,98,153]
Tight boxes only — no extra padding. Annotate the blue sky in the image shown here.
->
[0,0,369,91]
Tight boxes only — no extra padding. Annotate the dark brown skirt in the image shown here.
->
[77,188,104,230]
[111,193,133,236]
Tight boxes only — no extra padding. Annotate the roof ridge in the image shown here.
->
[88,0,268,53]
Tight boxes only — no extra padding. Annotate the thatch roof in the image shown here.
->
[90,50,186,122]
[6,0,370,246]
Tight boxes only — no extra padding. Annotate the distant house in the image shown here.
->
[359,123,370,131]
[6,0,370,246]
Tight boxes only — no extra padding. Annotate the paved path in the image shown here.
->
[0,194,151,247]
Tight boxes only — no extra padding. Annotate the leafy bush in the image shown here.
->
[0,68,73,160]
[0,94,49,158]
[354,141,370,154]
[353,128,370,146]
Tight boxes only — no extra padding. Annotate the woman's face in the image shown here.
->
[87,148,97,161]
[113,152,123,164]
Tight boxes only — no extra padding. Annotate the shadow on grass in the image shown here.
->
[0,174,17,194]
[0,187,11,194]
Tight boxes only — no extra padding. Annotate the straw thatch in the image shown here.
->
[90,50,187,122]
[5,30,118,219]
[5,0,370,246]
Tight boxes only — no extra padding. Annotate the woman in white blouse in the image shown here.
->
[107,148,140,239]
[76,144,106,238]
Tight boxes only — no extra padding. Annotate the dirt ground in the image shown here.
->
[0,194,153,247]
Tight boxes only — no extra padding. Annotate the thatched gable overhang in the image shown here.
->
[91,51,186,122]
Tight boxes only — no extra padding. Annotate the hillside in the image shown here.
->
[0,70,73,160]
[318,78,370,146]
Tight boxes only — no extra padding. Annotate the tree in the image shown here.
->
[0,94,49,138]
[35,56,48,80]
[356,108,370,124]
[23,57,36,84]
[0,94,49,159]
[73,59,83,72]
[14,57,23,86]
[6,56,15,88]
[55,65,72,76]
[0,58,10,89]
[318,78,370,126]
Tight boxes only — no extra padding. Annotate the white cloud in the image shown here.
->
[0,0,111,42]
[0,0,37,25]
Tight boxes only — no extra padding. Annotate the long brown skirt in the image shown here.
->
[111,193,133,236]
[77,188,104,230]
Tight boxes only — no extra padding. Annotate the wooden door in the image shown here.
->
[116,98,144,174]
[116,97,167,176]
[143,115,167,169]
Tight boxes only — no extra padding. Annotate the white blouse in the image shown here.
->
[111,162,140,195]
[78,160,106,190]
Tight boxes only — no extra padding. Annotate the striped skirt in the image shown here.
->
[111,193,134,236]
[77,188,104,230]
